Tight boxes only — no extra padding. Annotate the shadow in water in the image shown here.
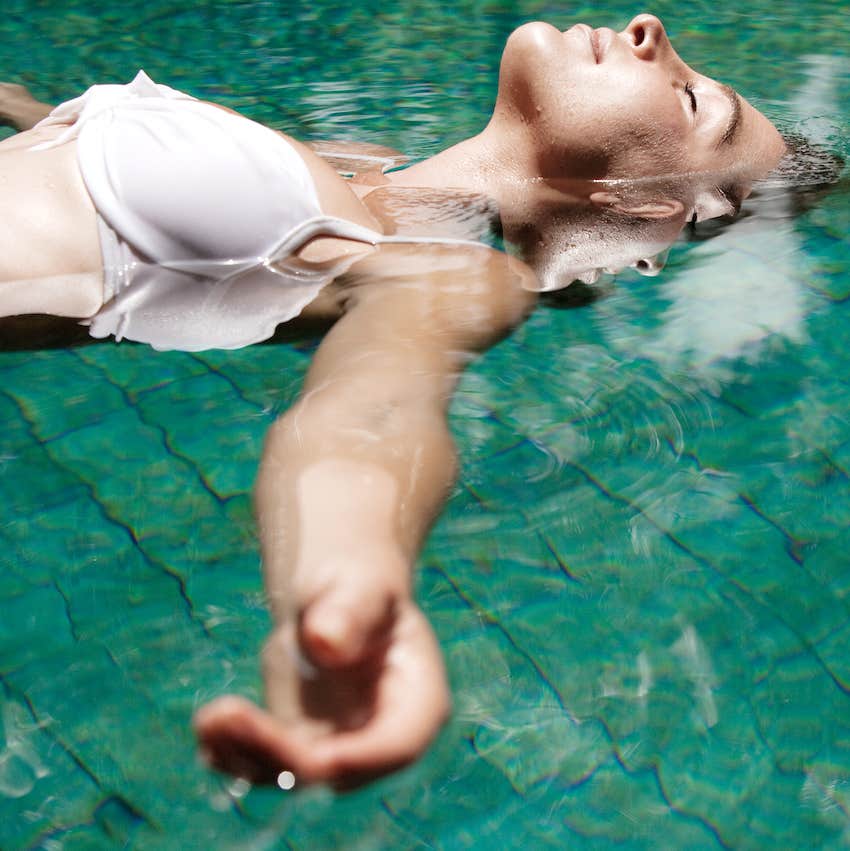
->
[0,315,94,351]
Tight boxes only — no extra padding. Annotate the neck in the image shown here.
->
[388,117,535,211]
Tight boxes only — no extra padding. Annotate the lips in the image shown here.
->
[590,29,601,62]
[590,28,613,63]
[565,23,611,63]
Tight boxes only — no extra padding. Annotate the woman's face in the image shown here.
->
[495,14,786,182]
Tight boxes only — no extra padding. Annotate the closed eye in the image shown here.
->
[684,81,697,113]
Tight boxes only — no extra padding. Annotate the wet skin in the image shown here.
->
[492,14,786,183]
[0,14,788,791]
[195,16,787,790]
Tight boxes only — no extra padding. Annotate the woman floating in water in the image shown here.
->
[0,15,791,787]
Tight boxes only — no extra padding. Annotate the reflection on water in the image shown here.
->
[0,696,50,799]
[1,0,850,848]
[790,54,845,148]
[607,210,808,382]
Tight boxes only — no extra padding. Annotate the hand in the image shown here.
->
[193,599,450,790]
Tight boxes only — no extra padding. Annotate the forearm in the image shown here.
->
[255,341,458,733]
[256,374,457,626]
[199,397,456,785]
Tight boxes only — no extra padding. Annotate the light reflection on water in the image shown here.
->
[602,213,809,381]
[1,0,849,848]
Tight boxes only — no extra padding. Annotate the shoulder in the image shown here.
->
[340,242,538,353]
[273,132,385,232]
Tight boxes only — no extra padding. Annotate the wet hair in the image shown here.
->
[774,134,845,187]
[748,133,846,214]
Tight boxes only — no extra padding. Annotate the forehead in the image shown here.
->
[727,96,785,175]
[693,77,786,176]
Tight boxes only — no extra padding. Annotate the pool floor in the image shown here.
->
[2,0,850,848]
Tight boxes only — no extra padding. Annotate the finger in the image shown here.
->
[193,696,324,785]
[311,679,450,789]
[305,609,451,787]
[300,582,395,668]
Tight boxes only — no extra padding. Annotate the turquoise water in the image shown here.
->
[1,1,849,848]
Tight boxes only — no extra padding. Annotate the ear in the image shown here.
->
[589,192,685,220]
[692,189,738,222]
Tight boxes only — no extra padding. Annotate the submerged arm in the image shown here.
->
[195,244,535,787]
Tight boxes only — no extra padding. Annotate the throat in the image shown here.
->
[386,129,523,206]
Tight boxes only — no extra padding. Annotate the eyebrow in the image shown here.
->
[717,84,743,148]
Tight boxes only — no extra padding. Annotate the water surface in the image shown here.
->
[1,1,849,848]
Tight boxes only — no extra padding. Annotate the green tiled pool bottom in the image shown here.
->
[5,292,850,848]
[3,0,850,848]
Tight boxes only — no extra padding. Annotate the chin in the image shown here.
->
[497,23,573,120]
[501,21,563,74]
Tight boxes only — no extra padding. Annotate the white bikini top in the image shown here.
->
[32,71,482,350]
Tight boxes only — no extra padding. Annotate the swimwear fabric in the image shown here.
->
[33,71,477,350]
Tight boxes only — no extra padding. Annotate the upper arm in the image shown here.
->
[302,244,537,410]
[262,244,536,553]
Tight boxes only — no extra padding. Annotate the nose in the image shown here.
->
[623,14,669,61]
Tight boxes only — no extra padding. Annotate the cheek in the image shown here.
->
[545,77,689,176]
[618,122,686,176]
[500,34,692,180]
[539,110,675,181]
[599,96,690,177]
